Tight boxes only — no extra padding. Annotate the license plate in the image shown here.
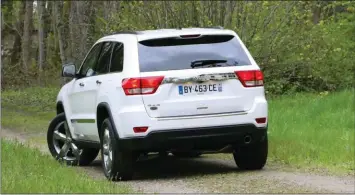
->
[178,83,223,95]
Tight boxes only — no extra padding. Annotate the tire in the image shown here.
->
[233,134,268,170]
[172,151,202,158]
[47,113,99,166]
[159,151,168,157]
[100,118,136,181]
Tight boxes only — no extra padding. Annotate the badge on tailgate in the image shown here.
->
[162,72,236,84]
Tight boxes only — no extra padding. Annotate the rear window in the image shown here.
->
[138,35,252,72]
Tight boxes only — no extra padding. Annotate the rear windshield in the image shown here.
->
[138,35,252,72]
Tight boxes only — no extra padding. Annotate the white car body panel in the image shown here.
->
[55,28,268,141]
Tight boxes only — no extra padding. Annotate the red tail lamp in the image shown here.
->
[133,126,149,133]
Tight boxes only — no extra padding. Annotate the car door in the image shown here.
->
[85,41,114,141]
[67,42,103,139]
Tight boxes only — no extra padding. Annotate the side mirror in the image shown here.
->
[62,63,76,78]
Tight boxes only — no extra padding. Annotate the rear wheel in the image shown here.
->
[172,151,202,158]
[100,118,137,181]
[233,134,268,170]
[47,113,99,166]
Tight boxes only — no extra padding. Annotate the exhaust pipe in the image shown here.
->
[244,135,252,144]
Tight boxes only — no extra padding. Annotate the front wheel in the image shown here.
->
[100,118,137,181]
[47,113,99,166]
[233,134,268,170]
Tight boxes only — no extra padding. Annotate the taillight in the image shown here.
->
[235,70,264,87]
[122,76,164,95]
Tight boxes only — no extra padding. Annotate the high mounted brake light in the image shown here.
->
[122,76,164,95]
[235,70,264,87]
[179,34,201,38]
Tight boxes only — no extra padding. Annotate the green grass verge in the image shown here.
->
[1,87,56,132]
[2,87,354,174]
[1,139,133,193]
[268,90,354,174]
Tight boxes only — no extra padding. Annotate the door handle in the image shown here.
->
[96,80,102,85]
[79,83,84,87]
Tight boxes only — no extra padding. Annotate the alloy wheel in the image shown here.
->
[102,128,113,174]
[52,121,81,163]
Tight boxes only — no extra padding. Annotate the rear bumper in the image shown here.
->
[114,96,268,138]
[118,124,267,152]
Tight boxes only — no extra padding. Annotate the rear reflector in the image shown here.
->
[235,70,264,87]
[255,117,267,124]
[133,126,148,133]
[122,76,164,95]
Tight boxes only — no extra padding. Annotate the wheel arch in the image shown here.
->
[96,102,120,140]
[56,101,65,115]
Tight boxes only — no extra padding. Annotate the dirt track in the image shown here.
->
[2,128,354,193]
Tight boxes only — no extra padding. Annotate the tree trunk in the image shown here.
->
[1,0,14,44]
[38,0,45,71]
[219,1,226,26]
[227,1,237,28]
[312,2,322,24]
[164,1,169,28]
[77,1,93,60]
[53,1,66,65]
[22,1,33,71]
[9,2,25,66]
[86,2,96,52]
[53,1,68,86]
[69,1,77,63]
[191,1,199,27]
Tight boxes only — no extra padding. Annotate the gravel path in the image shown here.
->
[2,128,354,193]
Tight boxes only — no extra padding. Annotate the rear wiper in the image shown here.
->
[190,60,227,68]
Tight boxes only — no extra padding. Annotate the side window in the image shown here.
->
[79,43,102,77]
[110,42,124,73]
[95,42,113,75]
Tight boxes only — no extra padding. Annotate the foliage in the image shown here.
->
[1,1,355,94]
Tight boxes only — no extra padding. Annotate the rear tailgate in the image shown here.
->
[134,34,263,118]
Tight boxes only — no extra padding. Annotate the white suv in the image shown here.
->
[47,27,268,181]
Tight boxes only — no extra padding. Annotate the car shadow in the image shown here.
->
[89,154,247,180]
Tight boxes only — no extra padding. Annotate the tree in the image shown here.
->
[53,1,66,65]
[37,0,45,70]
[22,0,34,71]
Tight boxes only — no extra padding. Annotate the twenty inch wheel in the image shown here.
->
[233,134,268,170]
[100,118,136,181]
[47,113,99,166]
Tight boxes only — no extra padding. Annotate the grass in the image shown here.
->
[1,139,133,194]
[268,90,354,174]
[1,87,354,174]
[1,87,57,132]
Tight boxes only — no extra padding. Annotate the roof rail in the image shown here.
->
[204,26,224,30]
[107,31,139,36]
